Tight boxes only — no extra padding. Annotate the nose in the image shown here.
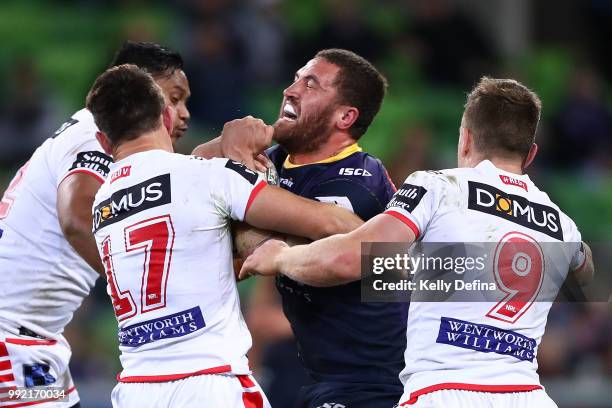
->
[283,81,300,100]
[178,103,190,122]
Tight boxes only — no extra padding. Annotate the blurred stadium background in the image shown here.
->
[0,0,611,406]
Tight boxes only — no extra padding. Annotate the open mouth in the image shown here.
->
[281,102,298,121]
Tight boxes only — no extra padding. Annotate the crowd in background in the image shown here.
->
[0,0,610,406]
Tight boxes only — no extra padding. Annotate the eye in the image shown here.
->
[306,79,315,88]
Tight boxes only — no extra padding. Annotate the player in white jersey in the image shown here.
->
[86,65,361,407]
[0,42,190,407]
[240,77,594,407]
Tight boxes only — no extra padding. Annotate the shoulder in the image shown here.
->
[53,109,99,145]
[399,168,458,190]
[527,185,581,242]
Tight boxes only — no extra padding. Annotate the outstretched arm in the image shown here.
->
[239,213,416,286]
[244,184,363,241]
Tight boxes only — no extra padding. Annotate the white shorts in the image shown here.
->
[0,333,79,407]
[399,388,558,408]
[111,373,271,408]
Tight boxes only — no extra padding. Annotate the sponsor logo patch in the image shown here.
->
[468,181,563,240]
[436,316,536,362]
[70,151,112,178]
[111,166,131,184]
[339,167,372,176]
[386,183,427,213]
[118,306,205,347]
[23,364,56,387]
[225,160,258,185]
[53,118,78,138]
[499,175,528,191]
[93,174,171,231]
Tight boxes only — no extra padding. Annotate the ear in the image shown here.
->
[335,106,359,132]
[459,126,472,157]
[95,131,113,156]
[162,106,173,135]
[522,143,538,170]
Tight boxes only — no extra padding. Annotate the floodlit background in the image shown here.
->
[0,0,611,406]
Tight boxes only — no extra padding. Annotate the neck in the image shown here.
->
[487,157,526,175]
[113,128,173,162]
[289,134,355,165]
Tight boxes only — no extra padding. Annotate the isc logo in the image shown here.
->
[339,168,371,176]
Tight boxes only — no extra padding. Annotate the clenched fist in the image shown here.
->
[221,116,274,172]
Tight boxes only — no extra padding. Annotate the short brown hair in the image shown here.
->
[86,64,165,146]
[463,77,541,159]
[315,49,388,139]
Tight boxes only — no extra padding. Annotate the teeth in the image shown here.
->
[283,103,296,117]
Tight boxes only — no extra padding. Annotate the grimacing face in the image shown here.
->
[273,58,342,155]
[154,69,191,147]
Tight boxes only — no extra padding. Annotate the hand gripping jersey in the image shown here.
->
[384,160,584,403]
[92,151,266,381]
[0,109,111,337]
[267,144,407,386]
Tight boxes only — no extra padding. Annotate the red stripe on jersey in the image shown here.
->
[0,373,15,382]
[242,391,264,408]
[59,168,105,186]
[400,383,543,405]
[5,338,57,346]
[237,375,256,388]
[245,180,267,215]
[384,210,420,239]
[0,386,76,407]
[0,386,17,393]
[0,343,8,356]
[0,360,12,371]
[117,365,233,383]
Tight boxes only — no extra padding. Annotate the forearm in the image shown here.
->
[312,203,363,239]
[233,221,281,260]
[191,136,222,158]
[276,234,361,287]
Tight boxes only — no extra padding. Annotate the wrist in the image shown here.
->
[272,243,290,275]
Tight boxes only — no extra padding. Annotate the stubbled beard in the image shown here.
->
[273,105,335,155]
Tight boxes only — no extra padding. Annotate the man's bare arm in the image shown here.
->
[240,213,416,286]
[57,173,103,276]
[244,185,363,241]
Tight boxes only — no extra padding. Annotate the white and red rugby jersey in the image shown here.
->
[92,150,266,382]
[0,109,111,337]
[384,160,584,402]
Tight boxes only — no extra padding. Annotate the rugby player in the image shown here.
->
[87,65,362,407]
[241,77,594,407]
[0,41,190,407]
[255,49,407,408]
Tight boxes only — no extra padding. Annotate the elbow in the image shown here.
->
[59,216,92,245]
